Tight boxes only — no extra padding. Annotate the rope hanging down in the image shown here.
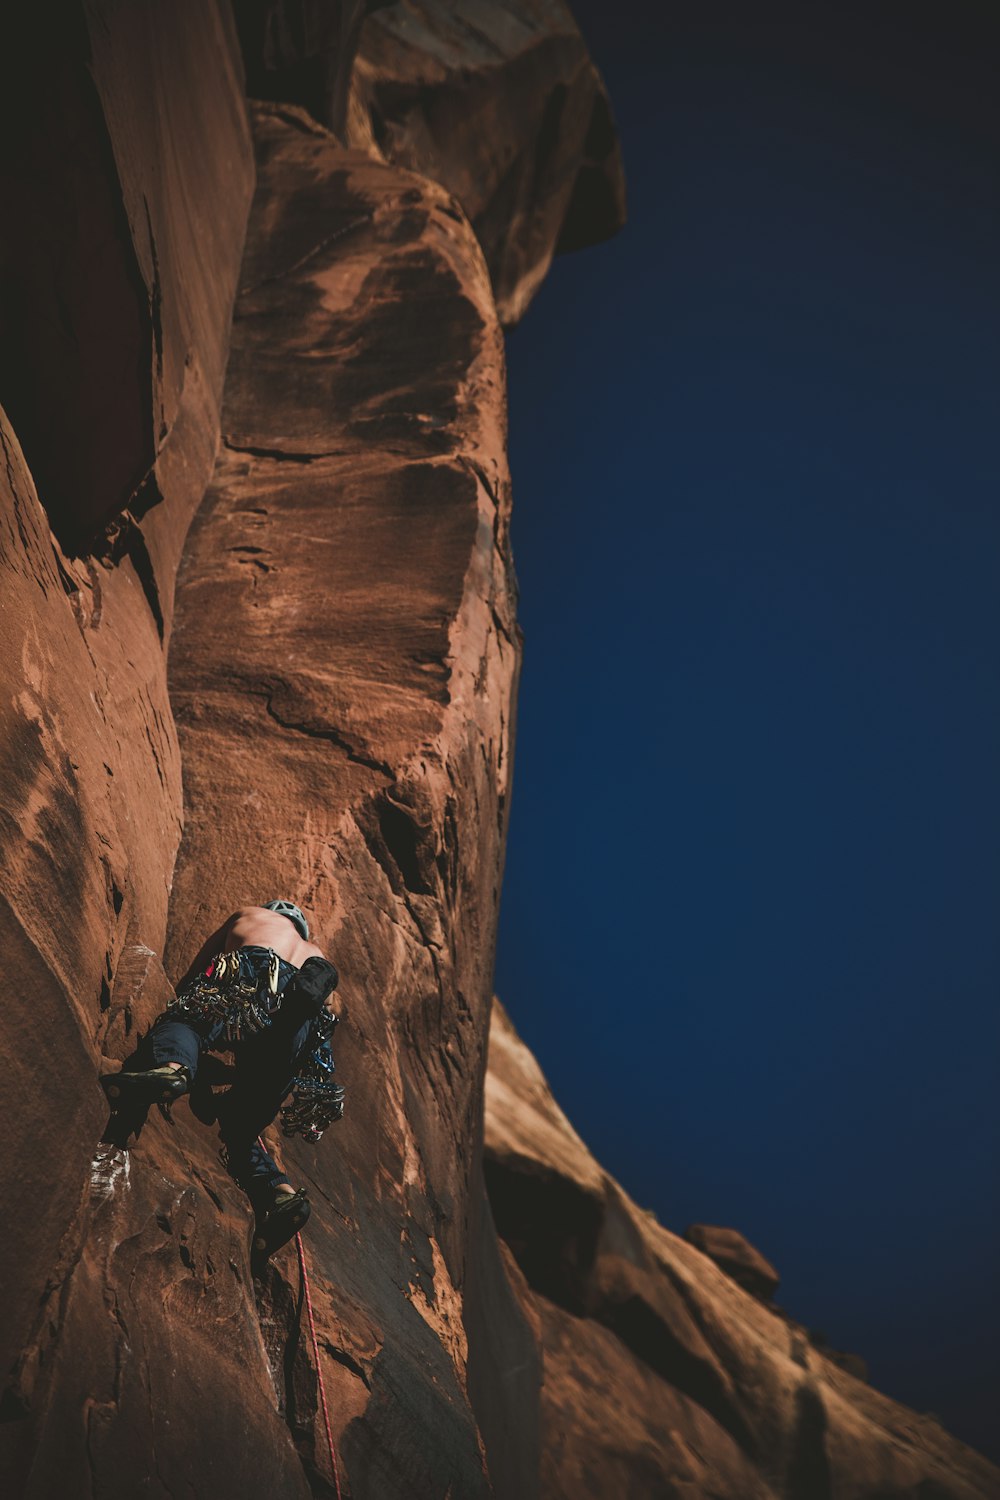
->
[297,1228,343,1500]
[255,1137,342,1498]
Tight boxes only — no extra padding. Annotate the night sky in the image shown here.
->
[494,0,1000,1460]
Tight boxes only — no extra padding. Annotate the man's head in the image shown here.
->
[263,900,309,941]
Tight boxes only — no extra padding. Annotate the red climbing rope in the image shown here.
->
[296,1229,343,1500]
[255,1137,342,1497]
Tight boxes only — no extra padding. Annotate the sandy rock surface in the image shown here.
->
[684,1222,781,1303]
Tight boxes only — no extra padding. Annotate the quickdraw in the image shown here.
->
[280,1009,345,1142]
[169,948,284,1043]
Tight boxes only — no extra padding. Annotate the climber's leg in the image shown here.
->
[99,1012,213,1113]
[216,1006,315,1206]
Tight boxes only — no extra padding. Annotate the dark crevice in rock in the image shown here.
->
[787,1381,833,1500]
[143,195,165,402]
[377,796,429,896]
[254,1263,341,1499]
[0,11,155,549]
[262,691,393,776]
[484,1157,602,1315]
[323,1341,371,1389]
[94,513,165,640]
[221,436,349,464]
[357,797,445,991]
[239,210,374,295]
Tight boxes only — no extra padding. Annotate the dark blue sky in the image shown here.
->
[495,0,1000,1460]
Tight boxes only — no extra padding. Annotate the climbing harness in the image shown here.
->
[168,947,287,1042]
[170,948,346,1139]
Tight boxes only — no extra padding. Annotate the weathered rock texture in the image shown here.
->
[1,3,995,1498]
[234,0,627,323]
[163,100,530,1496]
[3,2,608,1492]
[684,1222,781,1304]
[0,11,252,1489]
[484,999,1000,1499]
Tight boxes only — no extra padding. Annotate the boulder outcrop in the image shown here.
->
[684,1222,781,1304]
[484,999,1000,1499]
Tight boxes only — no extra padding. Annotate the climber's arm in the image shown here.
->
[174,913,238,993]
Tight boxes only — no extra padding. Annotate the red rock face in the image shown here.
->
[164,101,530,1495]
[684,1222,781,1303]
[2,4,995,1498]
[0,11,251,1485]
[484,1000,1000,1499]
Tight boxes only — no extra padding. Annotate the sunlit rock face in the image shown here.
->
[0,8,252,1490]
[2,3,995,1498]
[164,101,531,1496]
[1,22,536,1480]
[484,999,1000,1500]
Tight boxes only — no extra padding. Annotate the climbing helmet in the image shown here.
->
[263,900,309,941]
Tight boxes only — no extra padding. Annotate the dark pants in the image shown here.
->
[139,1001,314,1214]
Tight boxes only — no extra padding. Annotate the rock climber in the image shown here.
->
[100,901,344,1265]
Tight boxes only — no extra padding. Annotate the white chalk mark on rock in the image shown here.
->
[90,1142,130,1201]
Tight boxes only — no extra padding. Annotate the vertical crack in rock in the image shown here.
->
[164,101,526,1498]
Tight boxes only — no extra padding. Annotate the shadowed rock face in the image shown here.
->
[1,2,588,1492]
[0,2,252,562]
[347,0,626,323]
[233,0,371,136]
[0,10,251,1486]
[232,0,626,323]
[484,999,1000,1500]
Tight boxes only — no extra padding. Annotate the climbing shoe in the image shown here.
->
[100,1064,191,1110]
[251,1189,311,1269]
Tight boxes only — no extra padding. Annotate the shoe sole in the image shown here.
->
[100,1073,188,1108]
[252,1198,311,1262]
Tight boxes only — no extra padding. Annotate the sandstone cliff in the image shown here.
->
[485,1001,998,1499]
[0,5,994,1499]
